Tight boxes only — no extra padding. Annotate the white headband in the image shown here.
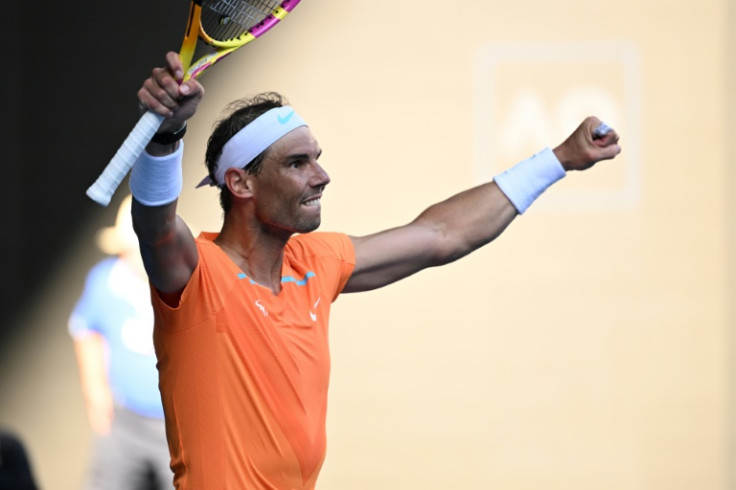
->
[196,106,307,188]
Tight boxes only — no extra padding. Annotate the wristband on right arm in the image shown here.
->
[129,142,184,207]
[493,147,566,214]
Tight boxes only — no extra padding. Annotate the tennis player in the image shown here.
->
[129,51,621,489]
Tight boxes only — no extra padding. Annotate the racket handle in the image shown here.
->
[86,111,166,206]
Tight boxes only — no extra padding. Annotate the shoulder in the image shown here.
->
[287,232,355,262]
[286,233,356,297]
[193,232,230,270]
[186,232,241,289]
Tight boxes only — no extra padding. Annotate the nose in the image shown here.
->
[309,162,330,189]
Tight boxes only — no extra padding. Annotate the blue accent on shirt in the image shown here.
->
[237,271,316,286]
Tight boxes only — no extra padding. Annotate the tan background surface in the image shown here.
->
[1,0,733,488]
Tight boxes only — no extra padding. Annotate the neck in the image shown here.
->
[215,214,292,295]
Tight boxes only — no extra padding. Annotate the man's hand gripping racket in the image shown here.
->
[86,0,302,206]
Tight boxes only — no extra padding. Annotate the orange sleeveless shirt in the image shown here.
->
[151,232,355,489]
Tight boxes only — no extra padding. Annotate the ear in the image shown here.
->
[224,167,255,199]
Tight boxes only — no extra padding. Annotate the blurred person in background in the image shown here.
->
[69,195,172,489]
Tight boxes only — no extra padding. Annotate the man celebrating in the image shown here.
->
[130,52,620,489]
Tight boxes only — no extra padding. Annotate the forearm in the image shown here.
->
[347,151,565,292]
[347,120,620,293]
[129,143,184,259]
[131,197,179,245]
[129,143,198,294]
[412,181,518,265]
[132,197,197,294]
[412,147,565,263]
[346,182,517,293]
[129,140,182,245]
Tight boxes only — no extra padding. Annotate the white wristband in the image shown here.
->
[129,143,184,206]
[493,147,566,214]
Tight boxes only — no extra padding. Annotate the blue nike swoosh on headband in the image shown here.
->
[278,110,296,124]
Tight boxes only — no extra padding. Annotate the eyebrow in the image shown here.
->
[285,149,323,162]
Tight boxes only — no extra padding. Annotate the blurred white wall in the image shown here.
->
[1,1,733,488]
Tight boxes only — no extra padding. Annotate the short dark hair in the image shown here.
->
[205,92,288,212]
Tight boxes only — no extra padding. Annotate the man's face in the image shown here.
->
[251,126,329,235]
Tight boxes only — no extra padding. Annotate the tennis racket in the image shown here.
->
[86,0,302,206]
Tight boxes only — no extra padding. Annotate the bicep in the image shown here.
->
[344,223,443,293]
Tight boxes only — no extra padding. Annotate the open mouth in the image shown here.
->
[303,196,321,207]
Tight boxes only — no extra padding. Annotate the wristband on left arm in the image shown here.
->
[493,147,566,214]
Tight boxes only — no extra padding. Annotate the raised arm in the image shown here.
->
[130,52,205,299]
[344,117,621,293]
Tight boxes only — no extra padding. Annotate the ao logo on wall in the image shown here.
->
[473,42,642,212]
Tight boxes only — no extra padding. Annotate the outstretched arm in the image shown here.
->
[130,52,205,300]
[344,117,621,293]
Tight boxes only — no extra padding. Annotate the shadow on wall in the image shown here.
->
[0,214,108,489]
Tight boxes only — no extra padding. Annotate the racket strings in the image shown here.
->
[201,0,282,41]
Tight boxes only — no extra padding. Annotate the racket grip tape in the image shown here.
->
[86,111,166,206]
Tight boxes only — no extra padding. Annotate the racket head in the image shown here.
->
[183,0,302,80]
[86,0,303,207]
